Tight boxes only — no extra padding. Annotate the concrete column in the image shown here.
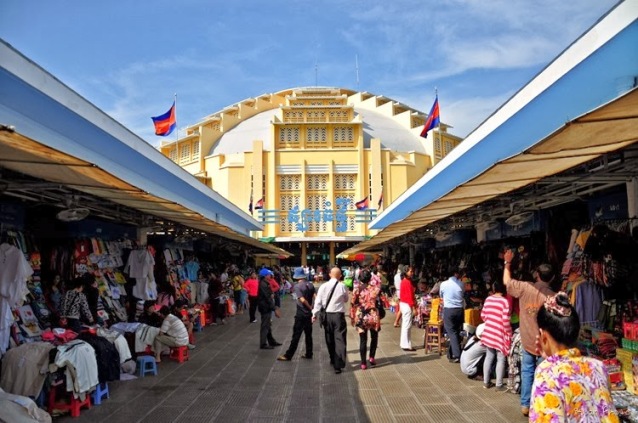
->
[329,242,335,266]
[628,177,638,231]
[301,242,307,266]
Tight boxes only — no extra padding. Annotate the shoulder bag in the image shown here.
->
[319,281,339,328]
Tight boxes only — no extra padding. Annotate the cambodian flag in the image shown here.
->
[355,197,369,210]
[254,198,264,210]
[151,102,176,136]
[420,96,440,138]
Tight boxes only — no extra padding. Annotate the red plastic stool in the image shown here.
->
[169,346,189,363]
[48,381,91,417]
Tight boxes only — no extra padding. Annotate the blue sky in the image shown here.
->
[0,0,618,146]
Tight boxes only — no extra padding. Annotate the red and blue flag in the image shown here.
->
[420,96,440,138]
[355,197,369,210]
[151,102,176,136]
[254,198,264,210]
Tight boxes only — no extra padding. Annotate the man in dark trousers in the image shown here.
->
[257,268,281,349]
[312,267,349,373]
[277,267,316,361]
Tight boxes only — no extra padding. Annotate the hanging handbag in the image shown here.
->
[319,281,339,328]
[376,294,386,320]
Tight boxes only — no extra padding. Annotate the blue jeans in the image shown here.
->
[521,349,543,407]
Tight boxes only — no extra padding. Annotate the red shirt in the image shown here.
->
[244,278,259,297]
[268,279,280,293]
[399,278,415,306]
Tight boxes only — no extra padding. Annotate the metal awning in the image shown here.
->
[342,2,638,256]
[0,40,292,258]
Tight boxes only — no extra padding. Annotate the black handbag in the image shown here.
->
[319,281,339,328]
[377,294,386,320]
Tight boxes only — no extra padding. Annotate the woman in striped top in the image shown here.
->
[480,280,512,390]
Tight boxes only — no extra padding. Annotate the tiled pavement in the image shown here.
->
[59,293,528,423]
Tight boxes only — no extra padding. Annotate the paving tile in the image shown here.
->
[138,406,186,423]
[386,396,425,415]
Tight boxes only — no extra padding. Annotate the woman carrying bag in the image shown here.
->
[350,269,382,370]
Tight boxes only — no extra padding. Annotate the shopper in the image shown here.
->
[460,323,487,380]
[503,248,555,417]
[231,266,245,315]
[277,267,315,361]
[480,280,511,391]
[399,266,416,351]
[312,267,349,374]
[59,277,94,332]
[153,306,189,363]
[244,271,259,323]
[530,292,619,422]
[440,266,464,362]
[393,265,403,327]
[257,268,281,349]
[350,269,381,369]
[207,273,226,325]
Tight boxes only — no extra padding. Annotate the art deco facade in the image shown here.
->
[160,87,462,265]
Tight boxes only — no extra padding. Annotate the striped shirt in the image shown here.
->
[480,294,512,355]
[160,314,189,346]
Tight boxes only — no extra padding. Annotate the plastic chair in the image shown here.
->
[169,345,189,363]
[137,355,158,377]
[48,381,91,417]
[91,382,109,405]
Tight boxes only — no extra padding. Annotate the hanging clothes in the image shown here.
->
[574,280,604,324]
[76,333,120,383]
[0,243,34,355]
[49,340,99,399]
[124,249,157,300]
[0,342,54,397]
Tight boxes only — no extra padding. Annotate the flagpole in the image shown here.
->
[174,93,178,143]
[435,87,441,158]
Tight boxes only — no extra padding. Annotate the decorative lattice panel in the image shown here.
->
[334,174,356,190]
[192,142,200,157]
[306,127,327,146]
[306,111,326,123]
[306,194,328,231]
[279,127,300,143]
[280,195,300,232]
[283,111,304,123]
[330,111,349,123]
[180,144,191,162]
[169,147,178,162]
[279,175,301,191]
[307,174,328,191]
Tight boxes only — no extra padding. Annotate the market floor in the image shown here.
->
[58,295,527,423]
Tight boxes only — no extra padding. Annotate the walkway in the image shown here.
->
[59,293,527,423]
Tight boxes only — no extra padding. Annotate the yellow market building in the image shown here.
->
[160,87,462,266]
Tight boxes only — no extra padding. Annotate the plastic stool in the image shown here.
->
[424,321,445,355]
[48,382,91,417]
[137,355,158,377]
[169,345,189,363]
[91,382,109,405]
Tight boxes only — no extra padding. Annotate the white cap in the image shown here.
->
[475,323,486,339]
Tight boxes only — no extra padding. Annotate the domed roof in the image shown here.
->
[209,107,426,156]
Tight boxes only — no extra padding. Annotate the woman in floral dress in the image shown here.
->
[530,292,618,422]
[350,268,381,370]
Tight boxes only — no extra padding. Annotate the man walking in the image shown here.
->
[503,248,555,417]
[257,268,281,349]
[440,266,465,363]
[312,267,349,374]
[277,267,316,361]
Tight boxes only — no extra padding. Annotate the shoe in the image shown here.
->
[494,385,507,392]
[270,342,282,347]
[369,357,376,366]
[468,374,483,381]
[335,368,342,374]
[260,345,274,350]
[360,363,367,370]
[483,382,494,389]
[448,357,460,363]
[277,355,290,361]
[402,348,417,352]
[521,407,529,417]
[187,344,196,350]
[301,354,313,359]
[251,320,257,323]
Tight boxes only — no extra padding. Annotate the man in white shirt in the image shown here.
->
[393,265,404,327]
[154,306,189,362]
[312,267,349,374]
[440,266,465,362]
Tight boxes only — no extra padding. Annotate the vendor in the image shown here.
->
[138,300,163,327]
[460,323,487,380]
[153,306,190,363]
[59,277,94,332]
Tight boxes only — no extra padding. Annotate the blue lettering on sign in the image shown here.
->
[283,198,353,231]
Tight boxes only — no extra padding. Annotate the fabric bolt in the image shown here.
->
[530,348,619,422]
[506,279,554,355]
[0,342,54,397]
[480,295,512,355]
[49,340,99,398]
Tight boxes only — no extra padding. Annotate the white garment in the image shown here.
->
[110,322,141,335]
[399,302,413,349]
[127,250,157,300]
[97,328,132,364]
[134,324,160,353]
[0,388,51,423]
[50,340,98,398]
[312,279,349,316]
[394,272,402,296]
[0,243,33,354]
